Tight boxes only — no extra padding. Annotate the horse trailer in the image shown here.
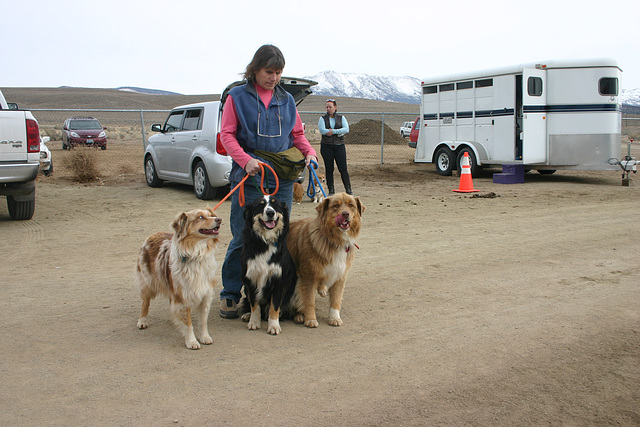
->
[414,59,622,176]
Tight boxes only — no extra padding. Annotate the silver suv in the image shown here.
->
[144,77,317,199]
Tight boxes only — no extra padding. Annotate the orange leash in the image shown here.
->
[211,162,279,211]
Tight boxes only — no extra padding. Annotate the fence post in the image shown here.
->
[380,113,385,165]
[140,110,146,147]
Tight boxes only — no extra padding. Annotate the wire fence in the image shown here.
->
[30,108,640,183]
[30,108,420,182]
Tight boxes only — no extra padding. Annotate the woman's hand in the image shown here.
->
[244,158,261,176]
[305,155,318,169]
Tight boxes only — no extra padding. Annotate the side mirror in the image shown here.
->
[7,102,18,110]
[151,124,162,132]
[103,126,107,130]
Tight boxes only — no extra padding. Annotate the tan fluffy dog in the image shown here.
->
[286,193,365,327]
[136,207,222,349]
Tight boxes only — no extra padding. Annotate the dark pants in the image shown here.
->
[320,143,351,193]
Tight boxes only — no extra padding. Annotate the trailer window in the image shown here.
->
[423,85,437,95]
[475,79,493,88]
[599,78,618,96]
[440,83,454,92]
[457,81,473,90]
[527,77,543,96]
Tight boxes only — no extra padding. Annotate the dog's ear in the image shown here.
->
[205,206,215,217]
[355,196,366,215]
[172,212,189,238]
[316,197,330,216]
[244,204,254,223]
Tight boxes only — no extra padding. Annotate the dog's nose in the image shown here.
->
[215,217,222,224]
[265,208,275,218]
[341,211,350,219]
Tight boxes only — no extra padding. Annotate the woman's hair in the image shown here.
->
[244,45,286,81]
[326,99,337,108]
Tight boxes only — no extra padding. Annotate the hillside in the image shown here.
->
[0,87,419,114]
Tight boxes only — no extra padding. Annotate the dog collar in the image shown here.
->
[346,243,360,252]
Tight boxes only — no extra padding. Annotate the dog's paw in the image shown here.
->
[247,320,261,330]
[199,334,213,345]
[185,339,201,350]
[136,318,148,329]
[317,286,328,297]
[328,317,343,327]
[304,319,319,328]
[328,308,342,326]
[293,313,305,324]
[240,312,251,322]
[267,319,282,335]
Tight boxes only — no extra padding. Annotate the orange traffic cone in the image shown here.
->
[453,152,479,193]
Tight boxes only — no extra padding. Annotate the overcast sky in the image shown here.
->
[2,0,639,95]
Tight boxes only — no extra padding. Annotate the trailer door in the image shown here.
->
[522,69,547,164]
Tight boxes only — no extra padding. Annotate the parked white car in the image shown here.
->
[40,136,52,176]
[144,77,317,199]
[400,121,413,138]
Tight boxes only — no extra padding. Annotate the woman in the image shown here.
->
[318,99,352,195]
[218,44,318,319]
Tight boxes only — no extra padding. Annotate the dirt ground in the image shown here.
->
[1,157,639,426]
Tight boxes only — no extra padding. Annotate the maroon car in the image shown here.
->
[408,117,420,148]
[62,117,108,150]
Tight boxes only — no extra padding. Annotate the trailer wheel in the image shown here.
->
[434,147,454,176]
[457,148,480,176]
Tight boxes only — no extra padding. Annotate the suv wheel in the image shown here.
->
[144,156,163,187]
[193,161,216,200]
[7,194,35,220]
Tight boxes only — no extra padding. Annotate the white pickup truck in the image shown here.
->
[0,89,40,220]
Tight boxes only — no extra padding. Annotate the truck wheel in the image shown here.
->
[193,161,216,200]
[7,195,35,220]
[457,148,480,177]
[434,146,454,176]
[144,156,163,187]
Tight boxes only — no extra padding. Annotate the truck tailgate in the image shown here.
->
[0,111,28,161]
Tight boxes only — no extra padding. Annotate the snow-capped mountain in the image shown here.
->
[117,86,181,96]
[622,88,640,106]
[305,71,421,104]
[306,71,640,107]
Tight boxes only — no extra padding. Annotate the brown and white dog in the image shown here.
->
[311,173,326,203]
[135,207,222,349]
[286,193,365,327]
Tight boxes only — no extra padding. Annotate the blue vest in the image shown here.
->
[228,82,297,183]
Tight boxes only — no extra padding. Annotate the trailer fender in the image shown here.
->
[435,142,488,165]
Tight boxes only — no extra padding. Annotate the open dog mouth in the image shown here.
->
[199,224,221,235]
[259,218,278,230]
[335,214,350,230]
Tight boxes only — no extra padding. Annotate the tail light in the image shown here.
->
[26,119,40,153]
[216,133,227,156]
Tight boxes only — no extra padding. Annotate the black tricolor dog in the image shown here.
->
[240,195,297,335]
